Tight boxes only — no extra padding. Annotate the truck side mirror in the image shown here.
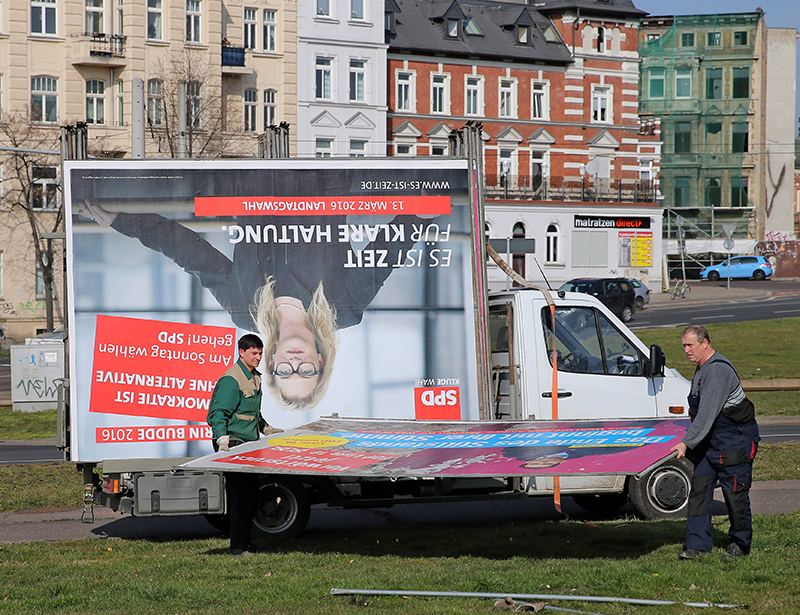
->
[645,344,665,377]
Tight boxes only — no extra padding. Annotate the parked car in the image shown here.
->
[628,279,651,310]
[699,256,773,281]
[558,278,636,323]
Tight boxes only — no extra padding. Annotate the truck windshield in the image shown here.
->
[542,307,642,376]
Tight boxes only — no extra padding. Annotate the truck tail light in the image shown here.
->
[668,406,685,415]
[103,477,120,494]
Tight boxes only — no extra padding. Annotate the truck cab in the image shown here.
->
[488,289,692,518]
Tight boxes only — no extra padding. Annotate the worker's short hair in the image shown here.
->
[238,333,263,352]
[683,325,710,345]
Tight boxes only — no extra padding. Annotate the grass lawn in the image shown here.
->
[0,511,799,614]
[636,318,800,417]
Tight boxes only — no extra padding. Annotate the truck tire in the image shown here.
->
[628,457,693,520]
[250,476,310,541]
[572,492,628,516]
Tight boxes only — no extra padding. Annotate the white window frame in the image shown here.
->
[263,9,276,51]
[86,79,105,124]
[86,0,104,36]
[147,0,162,40]
[447,19,458,38]
[186,0,201,43]
[244,8,256,49]
[396,71,415,112]
[147,78,163,125]
[531,80,549,120]
[32,0,57,36]
[350,0,363,20]
[648,67,665,99]
[316,0,330,18]
[315,57,332,100]
[675,66,692,99]
[186,81,201,128]
[116,79,123,126]
[349,140,366,157]
[395,142,415,156]
[499,79,517,119]
[244,88,257,131]
[263,89,276,129]
[315,138,332,157]
[31,166,59,210]
[597,26,606,53]
[465,76,483,116]
[31,76,57,123]
[115,0,123,35]
[349,59,365,102]
[545,223,562,265]
[591,85,611,124]
[498,147,517,180]
[431,73,449,114]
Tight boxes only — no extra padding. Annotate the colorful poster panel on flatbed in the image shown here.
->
[65,160,476,462]
[182,418,689,478]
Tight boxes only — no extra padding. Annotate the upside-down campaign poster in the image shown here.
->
[182,418,689,478]
[65,160,478,462]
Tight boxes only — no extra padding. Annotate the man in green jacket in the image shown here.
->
[208,333,281,555]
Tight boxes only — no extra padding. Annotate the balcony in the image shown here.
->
[485,175,658,204]
[222,44,254,75]
[71,34,127,67]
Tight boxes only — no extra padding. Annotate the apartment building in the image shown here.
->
[386,0,663,289]
[0,0,297,339]
[639,12,797,257]
[297,0,387,157]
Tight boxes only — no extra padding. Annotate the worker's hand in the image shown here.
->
[262,424,283,436]
[79,200,118,227]
[671,442,687,459]
[217,435,230,451]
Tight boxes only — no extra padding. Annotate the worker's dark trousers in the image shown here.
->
[686,453,754,554]
[226,471,260,552]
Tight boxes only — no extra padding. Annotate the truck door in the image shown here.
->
[536,305,657,420]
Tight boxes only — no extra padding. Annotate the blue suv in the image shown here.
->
[699,256,773,281]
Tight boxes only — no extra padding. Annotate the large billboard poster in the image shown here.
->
[183,418,688,478]
[65,160,477,462]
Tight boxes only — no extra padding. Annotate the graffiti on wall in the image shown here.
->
[758,240,800,278]
[1,300,46,317]
[15,376,60,400]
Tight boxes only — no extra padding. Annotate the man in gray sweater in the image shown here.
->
[671,325,759,560]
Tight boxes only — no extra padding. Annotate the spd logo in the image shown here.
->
[414,387,460,420]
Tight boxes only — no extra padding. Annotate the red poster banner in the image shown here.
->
[194,195,451,217]
[90,315,236,421]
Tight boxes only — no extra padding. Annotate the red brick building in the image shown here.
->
[386,0,663,288]
[387,0,659,199]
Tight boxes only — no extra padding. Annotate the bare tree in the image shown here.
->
[0,113,63,333]
[147,48,252,158]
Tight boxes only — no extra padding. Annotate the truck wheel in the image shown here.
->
[628,457,693,520]
[572,492,628,516]
[251,476,310,541]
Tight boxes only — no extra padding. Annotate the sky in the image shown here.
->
[633,0,800,136]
